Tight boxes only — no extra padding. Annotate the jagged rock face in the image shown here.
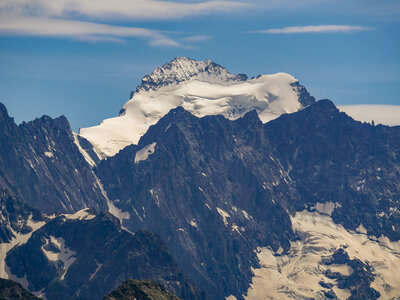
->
[104,279,182,300]
[5,212,205,300]
[95,100,400,299]
[135,57,248,93]
[0,278,39,300]
[0,189,43,243]
[290,81,316,107]
[265,99,400,241]
[0,103,107,213]
[95,107,296,299]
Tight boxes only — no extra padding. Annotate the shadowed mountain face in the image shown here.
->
[265,99,400,239]
[5,211,205,300]
[104,279,182,300]
[96,107,295,299]
[0,103,106,214]
[96,100,400,299]
[0,189,44,244]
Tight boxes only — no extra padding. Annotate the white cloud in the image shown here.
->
[339,105,400,126]
[180,35,212,43]
[0,0,250,20]
[0,17,181,46]
[0,0,244,46]
[251,25,371,34]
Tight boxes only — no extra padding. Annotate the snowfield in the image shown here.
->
[79,58,305,157]
[245,211,400,300]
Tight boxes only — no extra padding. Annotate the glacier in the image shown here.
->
[79,57,314,157]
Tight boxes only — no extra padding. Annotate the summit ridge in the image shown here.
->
[135,57,248,94]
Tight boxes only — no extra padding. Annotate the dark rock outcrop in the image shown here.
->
[104,279,181,300]
[324,248,380,300]
[0,278,39,300]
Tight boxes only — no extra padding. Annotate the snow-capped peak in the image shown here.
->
[135,57,248,94]
[79,58,315,158]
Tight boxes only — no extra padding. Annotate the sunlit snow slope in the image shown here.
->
[245,211,400,300]
[80,57,314,157]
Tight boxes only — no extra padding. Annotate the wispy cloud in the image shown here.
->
[0,0,250,21]
[0,17,182,46]
[248,0,400,20]
[0,0,245,46]
[250,25,371,34]
[180,35,212,43]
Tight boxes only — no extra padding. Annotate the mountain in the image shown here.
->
[104,279,181,300]
[0,103,107,214]
[4,209,205,300]
[0,278,39,300]
[80,57,315,157]
[0,57,399,299]
[95,100,400,299]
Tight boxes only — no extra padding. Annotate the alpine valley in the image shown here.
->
[0,57,399,300]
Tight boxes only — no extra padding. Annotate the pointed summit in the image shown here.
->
[135,57,248,93]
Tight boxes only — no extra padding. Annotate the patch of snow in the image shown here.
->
[89,260,102,280]
[231,224,244,236]
[356,223,368,234]
[132,206,143,222]
[339,104,400,126]
[134,142,157,164]
[94,176,131,232]
[188,220,198,228]
[44,151,53,158]
[0,216,46,278]
[4,266,30,291]
[26,159,35,170]
[244,211,400,299]
[80,64,306,157]
[311,201,341,216]
[217,207,230,227]
[149,189,160,207]
[41,236,76,280]
[73,133,97,167]
[242,210,251,220]
[63,208,95,221]
[32,288,46,299]
[107,198,130,221]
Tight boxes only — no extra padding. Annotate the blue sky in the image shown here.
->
[0,0,399,131]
